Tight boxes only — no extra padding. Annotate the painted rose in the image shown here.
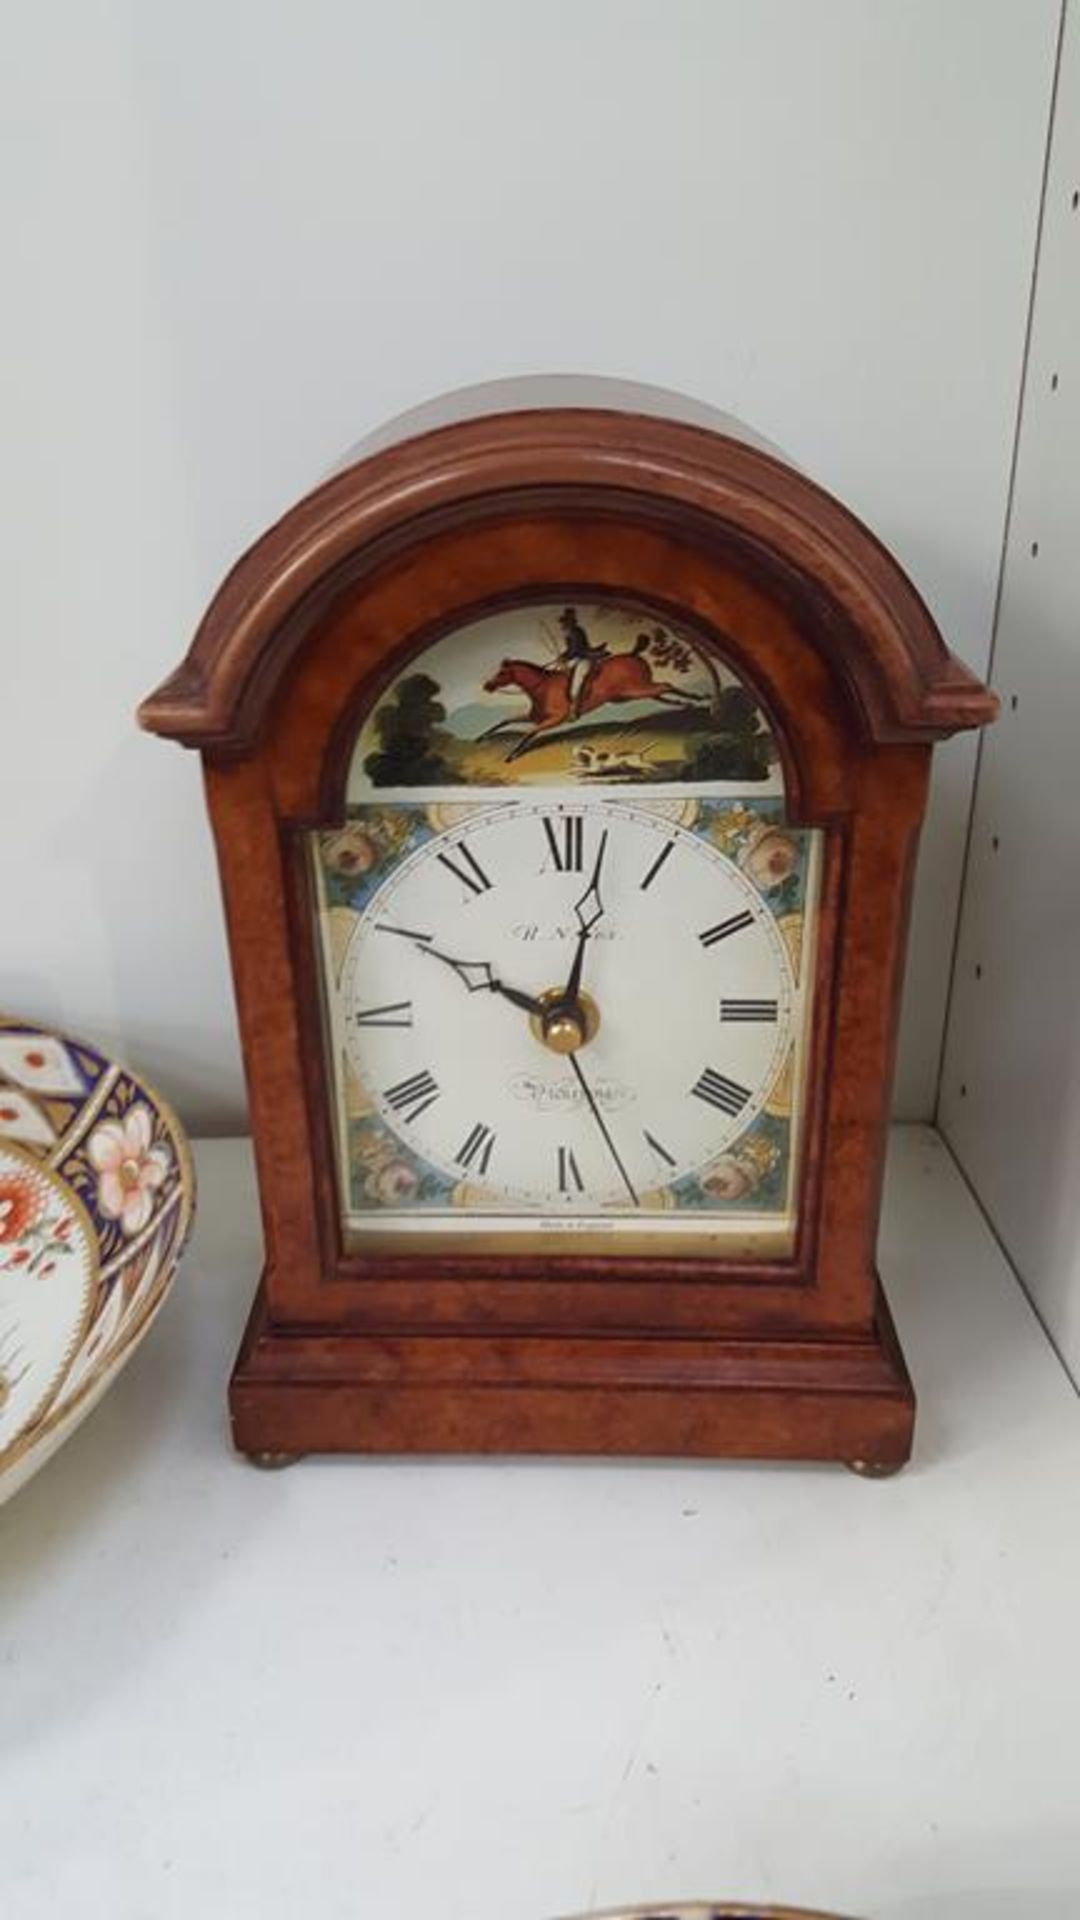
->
[371,1161,419,1205]
[742,824,799,891]
[322,826,379,878]
[701,1154,757,1202]
[89,1104,171,1237]
[0,1175,40,1245]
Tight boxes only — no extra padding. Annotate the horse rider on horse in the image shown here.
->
[552,607,609,719]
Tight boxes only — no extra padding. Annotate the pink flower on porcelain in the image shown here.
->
[371,1160,419,1205]
[89,1104,171,1236]
[741,824,799,891]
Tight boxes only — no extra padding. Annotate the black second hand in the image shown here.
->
[567,1051,639,1209]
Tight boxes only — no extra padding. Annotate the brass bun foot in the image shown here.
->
[846,1456,906,1479]
[244,1449,303,1470]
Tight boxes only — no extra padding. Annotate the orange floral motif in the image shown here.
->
[321,811,413,883]
[700,1132,782,1204]
[322,825,380,877]
[0,1176,40,1245]
[701,1156,758,1202]
[88,1104,171,1237]
[371,1161,419,1205]
[741,823,799,891]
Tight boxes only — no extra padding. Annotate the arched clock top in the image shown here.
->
[138,409,998,755]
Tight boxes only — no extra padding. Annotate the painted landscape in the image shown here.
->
[346,603,781,796]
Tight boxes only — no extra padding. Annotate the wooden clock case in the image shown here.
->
[140,400,996,1469]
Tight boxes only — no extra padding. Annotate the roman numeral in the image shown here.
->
[542,813,584,873]
[437,842,492,897]
[640,840,675,892]
[455,1122,496,1176]
[642,1128,677,1168]
[383,1069,440,1123]
[557,1145,584,1194]
[691,1068,751,1117]
[720,998,778,1022]
[699,909,754,949]
[354,1000,413,1029]
[375,923,432,944]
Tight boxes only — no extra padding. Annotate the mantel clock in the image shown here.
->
[140,389,996,1470]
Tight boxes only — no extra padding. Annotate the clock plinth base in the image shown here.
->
[228,1276,914,1469]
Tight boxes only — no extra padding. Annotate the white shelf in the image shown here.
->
[2,1127,1079,1920]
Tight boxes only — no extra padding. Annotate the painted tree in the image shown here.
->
[642,624,725,715]
[363,673,452,786]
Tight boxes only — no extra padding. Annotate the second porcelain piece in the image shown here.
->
[0,1019,195,1506]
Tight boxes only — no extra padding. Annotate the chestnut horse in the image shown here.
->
[482,650,707,760]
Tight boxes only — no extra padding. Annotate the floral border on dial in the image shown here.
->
[310,799,812,1223]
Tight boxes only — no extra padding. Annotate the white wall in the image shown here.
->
[941,0,1080,1381]
[1,0,1059,1130]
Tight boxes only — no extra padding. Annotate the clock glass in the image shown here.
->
[309,603,821,1259]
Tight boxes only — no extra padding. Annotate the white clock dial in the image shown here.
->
[337,800,796,1215]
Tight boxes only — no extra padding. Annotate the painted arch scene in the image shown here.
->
[346,602,782,798]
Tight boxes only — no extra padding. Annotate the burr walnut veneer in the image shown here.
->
[140,404,996,1468]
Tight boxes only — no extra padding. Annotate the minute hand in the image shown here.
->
[562,826,609,1004]
[567,1051,638,1207]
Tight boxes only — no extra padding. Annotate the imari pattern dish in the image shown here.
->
[0,1019,194,1505]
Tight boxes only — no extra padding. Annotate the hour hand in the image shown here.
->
[376,924,543,1016]
[425,948,545,1016]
